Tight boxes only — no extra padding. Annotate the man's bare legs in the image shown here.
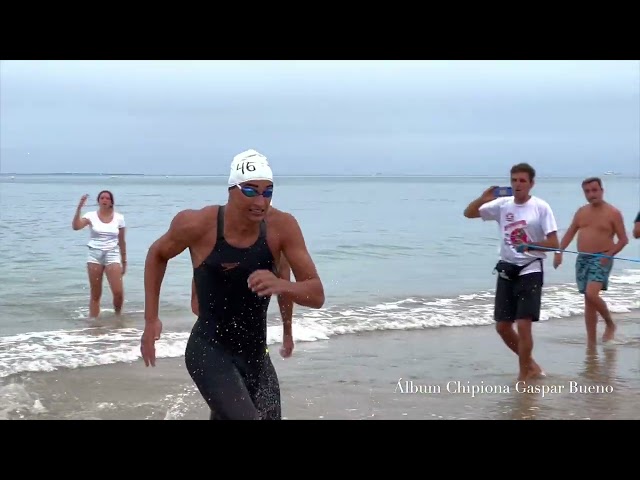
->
[584,281,616,343]
[584,297,599,347]
[496,320,543,381]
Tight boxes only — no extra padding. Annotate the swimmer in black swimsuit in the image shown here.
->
[141,149,325,420]
[190,203,296,359]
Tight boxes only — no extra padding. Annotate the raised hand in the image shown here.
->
[481,185,499,203]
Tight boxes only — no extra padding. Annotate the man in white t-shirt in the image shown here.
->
[463,163,559,382]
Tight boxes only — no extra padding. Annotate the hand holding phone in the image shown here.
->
[494,186,513,197]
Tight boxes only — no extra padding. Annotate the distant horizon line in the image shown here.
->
[0,172,636,178]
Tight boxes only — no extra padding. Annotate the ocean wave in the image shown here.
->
[1,269,638,378]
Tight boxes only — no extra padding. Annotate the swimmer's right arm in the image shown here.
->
[144,209,202,324]
[71,194,91,230]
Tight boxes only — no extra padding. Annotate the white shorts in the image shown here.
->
[87,247,121,266]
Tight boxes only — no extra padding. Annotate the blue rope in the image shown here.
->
[522,244,640,263]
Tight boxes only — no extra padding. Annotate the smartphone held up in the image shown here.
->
[494,186,513,197]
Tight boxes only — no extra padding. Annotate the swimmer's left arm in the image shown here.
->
[276,255,295,357]
[279,215,324,309]
[277,255,294,333]
[249,214,325,309]
[608,209,628,255]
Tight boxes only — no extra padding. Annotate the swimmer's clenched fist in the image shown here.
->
[248,269,288,297]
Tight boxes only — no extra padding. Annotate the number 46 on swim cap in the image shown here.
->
[228,149,273,187]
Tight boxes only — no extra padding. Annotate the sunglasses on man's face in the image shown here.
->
[237,185,274,198]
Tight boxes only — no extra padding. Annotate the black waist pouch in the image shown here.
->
[494,259,541,281]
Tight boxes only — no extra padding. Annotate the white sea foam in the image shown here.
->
[1,271,638,378]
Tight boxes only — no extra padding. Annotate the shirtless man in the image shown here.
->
[553,177,628,345]
[142,149,324,419]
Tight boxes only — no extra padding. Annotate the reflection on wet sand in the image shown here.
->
[577,344,620,416]
[504,385,541,420]
[493,344,623,420]
[580,345,618,385]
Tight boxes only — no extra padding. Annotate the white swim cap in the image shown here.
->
[228,149,273,187]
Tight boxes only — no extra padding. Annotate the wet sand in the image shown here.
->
[5,312,639,420]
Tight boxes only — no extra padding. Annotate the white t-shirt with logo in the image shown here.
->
[479,195,558,275]
[82,210,126,250]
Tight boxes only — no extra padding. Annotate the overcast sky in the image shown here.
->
[1,60,638,176]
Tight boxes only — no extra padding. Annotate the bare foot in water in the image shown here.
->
[516,362,546,383]
[603,323,616,343]
[528,360,546,378]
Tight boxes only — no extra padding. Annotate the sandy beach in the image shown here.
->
[3,62,639,422]
[6,311,638,420]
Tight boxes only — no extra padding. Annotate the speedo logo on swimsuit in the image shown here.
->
[221,262,240,271]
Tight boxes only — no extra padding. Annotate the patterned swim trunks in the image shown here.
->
[575,253,613,294]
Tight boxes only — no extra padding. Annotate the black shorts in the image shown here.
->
[494,271,543,322]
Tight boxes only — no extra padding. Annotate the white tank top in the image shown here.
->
[82,210,126,250]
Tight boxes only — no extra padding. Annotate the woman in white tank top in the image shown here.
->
[71,190,127,319]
